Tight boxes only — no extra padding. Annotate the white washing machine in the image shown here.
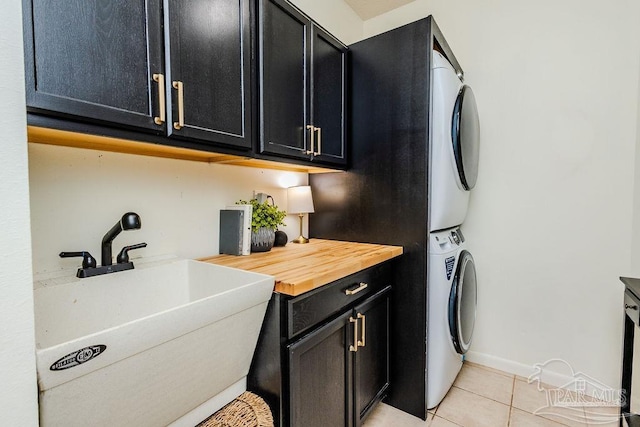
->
[429,50,480,232]
[427,226,477,409]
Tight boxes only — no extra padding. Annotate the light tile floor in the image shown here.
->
[362,362,621,427]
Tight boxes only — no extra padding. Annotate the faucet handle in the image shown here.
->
[116,243,147,264]
[59,251,97,269]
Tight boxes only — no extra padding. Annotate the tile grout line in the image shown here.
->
[507,376,515,426]
[450,384,513,408]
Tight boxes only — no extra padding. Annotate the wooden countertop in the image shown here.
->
[200,239,403,296]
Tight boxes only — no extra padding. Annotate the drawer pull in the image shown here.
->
[345,282,368,296]
[152,73,165,125]
[172,80,185,130]
[357,313,366,348]
[626,304,638,311]
[349,316,358,352]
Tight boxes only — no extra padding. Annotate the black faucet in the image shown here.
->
[60,212,147,278]
[101,212,142,266]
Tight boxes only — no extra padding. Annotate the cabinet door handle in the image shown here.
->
[314,127,322,155]
[345,282,368,296]
[172,80,185,130]
[306,125,315,154]
[626,304,638,311]
[349,316,359,352]
[152,73,165,125]
[357,313,366,348]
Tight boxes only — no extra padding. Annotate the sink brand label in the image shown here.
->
[49,345,107,371]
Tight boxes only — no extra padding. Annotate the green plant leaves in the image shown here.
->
[236,199,287,232]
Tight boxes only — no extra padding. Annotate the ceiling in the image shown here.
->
[344,0,415,20]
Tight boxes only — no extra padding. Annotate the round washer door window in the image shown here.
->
[448,250,477,354]
[451,85,480,190]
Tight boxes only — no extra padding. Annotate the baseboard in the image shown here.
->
[465,351,619,402]
[465,351,573,388]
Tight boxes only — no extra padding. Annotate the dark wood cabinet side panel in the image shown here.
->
[248,294,285,427]
[260,0,309,157]
[310,18,433,420]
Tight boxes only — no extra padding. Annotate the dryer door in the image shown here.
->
[449,250,477,354]
[451,85,480,190]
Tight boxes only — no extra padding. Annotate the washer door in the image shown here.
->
[451,85,480,190]
[448,250,477,354]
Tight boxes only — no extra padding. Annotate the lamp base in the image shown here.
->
[292,235,310,244]
[292,213,310,244]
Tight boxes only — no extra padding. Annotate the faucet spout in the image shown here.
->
[101,212,141,266]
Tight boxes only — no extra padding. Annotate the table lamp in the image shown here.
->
[287,185,315,244]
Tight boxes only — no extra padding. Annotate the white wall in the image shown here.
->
[29,144,307,275]
[365,0,640,387]
[0,1,39,425]
[289,0,363,44]
[631,58,640,274]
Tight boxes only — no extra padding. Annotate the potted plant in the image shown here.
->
[236,199,286,252]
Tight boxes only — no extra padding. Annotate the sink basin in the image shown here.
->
[34,259,274,427]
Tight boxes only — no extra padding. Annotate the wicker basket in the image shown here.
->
[197,392,274,427]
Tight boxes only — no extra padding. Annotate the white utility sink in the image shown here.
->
[34,259,274,427]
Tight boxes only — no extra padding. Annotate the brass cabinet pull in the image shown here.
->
[349,316,358,352]
[152,73,166,125]
[357,313,366,348]
[314,127,322,155]
[172,80,185,130]
[345,282,368,296]
[306,125,315,154]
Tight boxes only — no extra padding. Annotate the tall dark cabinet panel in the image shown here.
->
[259,0,347,166]
[24,0,164,131]
[165,0,252,148]
[310,17,459,420]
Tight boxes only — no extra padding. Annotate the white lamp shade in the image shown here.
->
[287,186,315,214]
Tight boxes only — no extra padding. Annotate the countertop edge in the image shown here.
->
[199,239,403,297]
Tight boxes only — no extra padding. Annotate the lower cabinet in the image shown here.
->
[249,262,393,427]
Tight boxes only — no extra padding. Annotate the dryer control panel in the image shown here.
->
[431,227,465,254]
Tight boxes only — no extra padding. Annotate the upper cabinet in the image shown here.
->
[23,0,252,150]
[164,0,252,148]
[259,0,347,167]
[23,0,165,132]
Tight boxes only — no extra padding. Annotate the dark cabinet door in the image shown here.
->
[23,0,165,131]
[311,25,347,166]
[288,311,354,427]
[165,0,252,149]
[259,0,312,159]
[354,287,391,425]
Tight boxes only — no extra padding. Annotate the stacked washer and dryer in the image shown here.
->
[427,50,481,409]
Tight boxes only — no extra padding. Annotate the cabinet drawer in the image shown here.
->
[286,262,392,339]
[626,291,640,326]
